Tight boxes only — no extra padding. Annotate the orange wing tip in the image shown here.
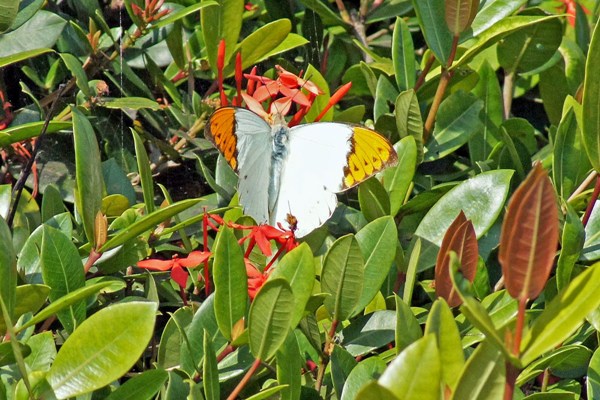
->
[205,107,239,171]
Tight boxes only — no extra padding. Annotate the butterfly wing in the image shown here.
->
[205,107,273,223]
[272,123,397,237]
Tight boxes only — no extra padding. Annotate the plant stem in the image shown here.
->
[414,54,435,91]
[227,358,261,400]
[513,297,527,357]
[582,175,600,226]
[504,362,518,400]
[502,70,516,120]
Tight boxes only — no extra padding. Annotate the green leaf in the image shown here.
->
[249,278,294,360]
[131,129,155,214]
[425,91,484,161]
[341,357,387,400]
[424,299,464,389]
[556,203,584,291]
[261,32,309,61]
[353,217,397,315]
[201,0,244,72]
[342,311,396,357]
[497,9,563,74]
[378,334,441,398]
[374,75,399,121]
[99,198,201,252]
[304,64,332,122]
[582,20,600,172]
[47,302,157,399]
[452,15,563,71]
[0,0,19,33]
[72,107,104,244]
[41,184,65,222]
[412,0,453,64]
[60,53,91,98]
[331,345,358,397]
[213,226,247,341]
[465,0,526,40]
[269,243,315,328]
[101,97,160,110]
[5,284,50,333]
[0,120,71,147]
[469,60,502,163]
[40,225,86,333]
[276,332,302,400]
[587,347,600,399]
[152,1,218,28]
[395,90,424,163]
[521,263,600,366]
[0,10,66,57]
[0,216,16,329]
[382,137,417,216]
[157,306,194,369]
[16,281,114,333]
[414,170,513,271]
[322,234,364,321]
[105,369,168,400]
[358,177,391,222]
[354,382,398,400]
[395,296,422,352]
[203,330,219,400]
[0,48,53,68]
[451,340,506,400]
[392,17,416,91]
[299,0,345,25]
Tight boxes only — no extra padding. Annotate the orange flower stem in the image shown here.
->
[227,358,262,400]
[264,244,286,272]
[582,175,600,227]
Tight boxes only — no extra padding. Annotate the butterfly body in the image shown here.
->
[205,106,397,237]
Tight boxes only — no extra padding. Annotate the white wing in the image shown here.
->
[205,107,272,223]
[271,123,354,237]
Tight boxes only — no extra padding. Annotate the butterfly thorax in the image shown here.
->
[268,122,289,214]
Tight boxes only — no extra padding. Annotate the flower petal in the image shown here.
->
[137,258,175,271]
[171,265,189,288]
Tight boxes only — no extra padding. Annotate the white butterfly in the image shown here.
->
[205,106,398,237]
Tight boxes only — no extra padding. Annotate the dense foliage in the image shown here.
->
[1,0,600,399]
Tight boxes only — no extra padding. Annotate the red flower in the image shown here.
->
[137,250,211,288]
[557,0,589,27]
[245,258,267,300]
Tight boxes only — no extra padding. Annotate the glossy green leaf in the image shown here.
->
[452,15,562,71]
[226,19,292,75]
[0,0,19,33]
[304,64,332,122]
[331,345,358,397]
[40,225,86,333]
[2,284,50,334]
[153,1,218,28]
[497,9,563,74]
[261,32,309,61]
[395,90,424,162]
[556,203,584,291]
[322,234,364,321]
[587,347,600,399]
[99,198,201,252]
[445,0,479,36]
[383,136,417,215]
[458,296,507,356]
[342,311,396,357]
[47,302,157,399]
[0,120,71,147]
[412,0,453,64]
[425,91,484,161]
[354,381,398,400]
[276,332,302,400]
[378,334,441,398]
[424,299,464,389]
[582,20,600,172]
[358,177,391,222]
[249,278,294,360]
[0,341,30,367]
[341,357,386,400]
[41,184,65,222]
[518,344,591,385]
[131,129,155,214]
[203,330,219,400]
[60,53,91,98]
[451,340,506,400]
[157,306,194,369]
[101,97,160,110]
[414,170,513,271]
[72,107,103,244]
[201,0,244,71]
[0,10,66,57]
[16,281,114,333]
[395,295,422,352]
[465,0,526,40]
[0,48,52,68]
[105,369,168,400]
[353,217,397,315]
[392,17,415,91]
[213,226,247,341]
[521,263,600,366]
[374,75,399,121]
[469,60,502,163]
[270,243,315,328]
[0,216,16,330]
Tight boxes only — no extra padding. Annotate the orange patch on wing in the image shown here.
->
[205,107,239,171]
[342,126,398,189]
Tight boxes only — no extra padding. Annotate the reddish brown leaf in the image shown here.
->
[445,0,480,36]
[435,211,478,307]
[499,163,559,301]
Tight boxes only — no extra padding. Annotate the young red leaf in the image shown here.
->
[445,0,480,36]
[434,211,478,307]
[499,163,559,301]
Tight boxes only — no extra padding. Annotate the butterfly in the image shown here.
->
[204,106,398,237]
